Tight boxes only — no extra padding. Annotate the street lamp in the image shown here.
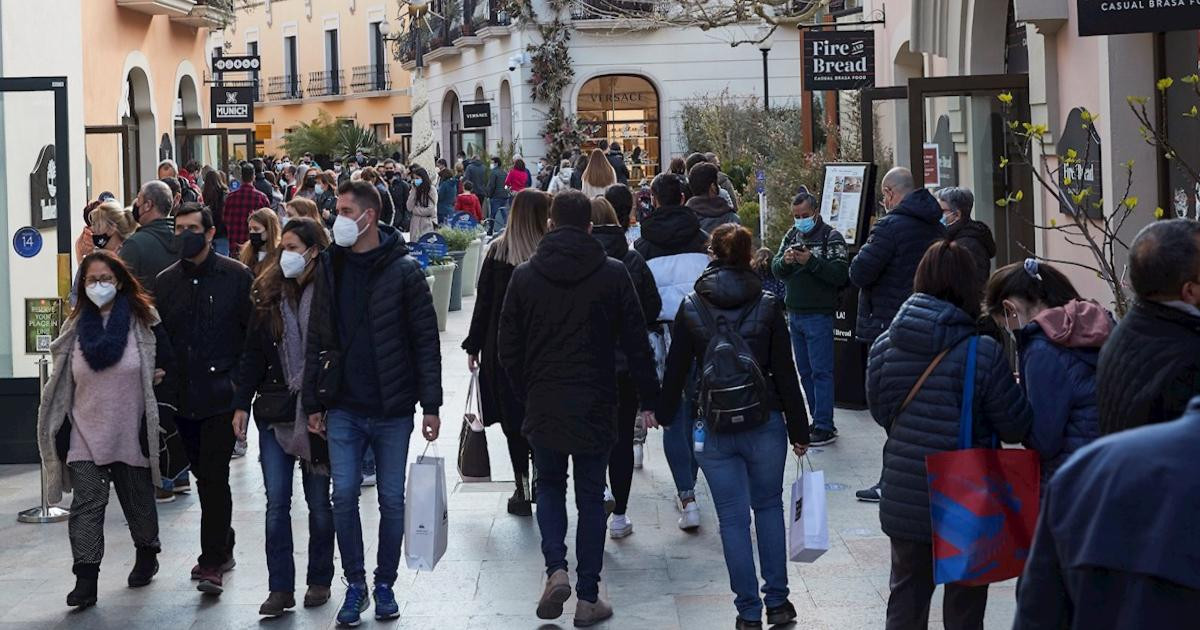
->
[757,25,774,112]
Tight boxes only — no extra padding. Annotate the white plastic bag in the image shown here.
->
[405,452,448,570]
[788,459,829,563]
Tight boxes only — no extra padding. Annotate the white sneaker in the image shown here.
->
[678,501,700,530]
[231,439,248,459]
[361,473,377,487]
[609,514,633,539]
[603,487,616,515]
[632,444,644,469]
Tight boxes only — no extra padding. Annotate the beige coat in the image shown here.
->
[408,186,439,240]
[36,308,163,504]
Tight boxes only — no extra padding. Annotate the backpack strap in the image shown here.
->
[689,294,719,334]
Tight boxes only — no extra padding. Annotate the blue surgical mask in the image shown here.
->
[940,213,958,228]
[795,217,816,233]
[414,178,424,187]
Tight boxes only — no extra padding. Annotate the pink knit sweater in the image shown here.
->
[68,328,148,468]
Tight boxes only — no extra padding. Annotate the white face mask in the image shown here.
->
[314,184,325,195]
[332,212,370,247]
[279,249,310,278]
[86,282,117,308]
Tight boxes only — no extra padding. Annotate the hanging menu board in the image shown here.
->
[818,163,874,247]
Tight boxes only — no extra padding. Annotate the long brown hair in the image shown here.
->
[489,189,550,266]
[251,217,330,339]
[582,148,616,189]
[914,239,983,318]
[238,208,282,270]
[71,250,156,324]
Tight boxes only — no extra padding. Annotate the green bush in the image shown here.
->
[437,227,476,252]
[738,200,760,242]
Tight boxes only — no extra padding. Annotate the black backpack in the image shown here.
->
[689,294,771,433]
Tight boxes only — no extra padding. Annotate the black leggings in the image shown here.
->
[503,421,531,482]
[607,371,639,515]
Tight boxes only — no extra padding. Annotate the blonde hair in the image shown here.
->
[284,197,322,223]
[590,197,619,226]
[489,189,550,266]
[582,147,616,189]
[89,201,137,239]
[239,207,282,269]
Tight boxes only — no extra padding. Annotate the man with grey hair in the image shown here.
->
[1098,218,1200,435]
[121,180,181,293]
[849,166,945,502]
[936,186,995,287]
[157,158,178,180]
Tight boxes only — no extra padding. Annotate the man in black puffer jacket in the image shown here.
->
[301,180,442,621]
[498,191,659,626]
[935,186,996,289]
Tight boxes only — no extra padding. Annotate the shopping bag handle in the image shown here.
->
[418,440,441,463]
[956,335,996,450]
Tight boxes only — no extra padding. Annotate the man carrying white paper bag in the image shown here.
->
[405,451,448,571]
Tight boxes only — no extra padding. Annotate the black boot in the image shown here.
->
[68,564,99,608]
[507,476,532,517]
[128,547,159,587]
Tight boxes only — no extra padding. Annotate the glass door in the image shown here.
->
[175,128,229,174]
[85,124,136,205]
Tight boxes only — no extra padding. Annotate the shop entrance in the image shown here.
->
[577,74,660,182]
[176,127,256,173]
[85,123,137,205]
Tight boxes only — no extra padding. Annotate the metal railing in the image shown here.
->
[569,0,660,20]
[351,64,392,93]
[308,70,345,97]
[267,75,303,101]
[488,0,512,25]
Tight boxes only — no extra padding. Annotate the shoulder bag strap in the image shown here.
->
[958,335,981,450]
[888,345,953,429]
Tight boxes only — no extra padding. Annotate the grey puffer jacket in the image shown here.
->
[867,293,1032,543]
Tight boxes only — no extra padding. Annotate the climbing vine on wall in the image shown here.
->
[502,0,579,164]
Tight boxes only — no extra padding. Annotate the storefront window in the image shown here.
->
[577,74,660,183]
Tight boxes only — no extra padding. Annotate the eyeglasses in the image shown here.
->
[85,274,116,284]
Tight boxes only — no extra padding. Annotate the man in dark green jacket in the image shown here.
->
[772,191,849,445]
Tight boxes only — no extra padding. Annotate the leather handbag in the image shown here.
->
[457,372,491,482]
[253,387,298,424]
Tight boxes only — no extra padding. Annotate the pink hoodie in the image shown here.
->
[1032,299,1113,348]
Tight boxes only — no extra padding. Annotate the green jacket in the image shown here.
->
[771,220,850,315]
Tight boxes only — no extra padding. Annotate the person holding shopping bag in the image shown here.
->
[37,250,171,608]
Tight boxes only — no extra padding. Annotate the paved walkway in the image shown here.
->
[0,293,1018,629]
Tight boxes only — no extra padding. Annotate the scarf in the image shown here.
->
[77,295,132,371]
[275,284,320,468]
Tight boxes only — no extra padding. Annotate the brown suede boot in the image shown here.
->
[536,569,572,620]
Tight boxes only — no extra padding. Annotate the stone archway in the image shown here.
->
[124,66,157,187]
[440,90,460,162]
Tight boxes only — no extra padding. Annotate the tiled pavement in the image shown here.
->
[0,292,1018,629]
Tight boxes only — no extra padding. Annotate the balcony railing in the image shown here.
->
[351,65,392,93]
[267,75,303,101]
[569,0,661,20]
[488,0,512,26]
[308,70,345,97]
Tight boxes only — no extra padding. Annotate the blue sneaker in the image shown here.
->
[373,582,401,620]
[336,582,370,626]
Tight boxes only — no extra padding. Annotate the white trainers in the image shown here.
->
[632,444,644,469]
[231,439,248,459]
[678,501,700,530]
[609,514,633,539]
[361,473,377,487]
[603,487,616,515]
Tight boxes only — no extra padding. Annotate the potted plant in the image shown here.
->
[438,227,475,312]
[427,256,456,332]
[460,228,485,298]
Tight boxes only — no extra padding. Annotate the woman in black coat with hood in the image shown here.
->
[590,196,660,538]
[463,189,550,516]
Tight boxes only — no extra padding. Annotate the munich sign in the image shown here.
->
[211,86,254,123]
[803,31,875,91]
[1077,0,1200,36]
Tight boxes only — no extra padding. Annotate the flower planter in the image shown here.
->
[448,250,467,312]
[461,238,483,297]
[428,263,456,331]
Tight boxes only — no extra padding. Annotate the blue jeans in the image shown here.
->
[326,410,413,585]
[532,444,609,603]
[663,404,699,501]
[259,427,335,592]
[699,412,790,621]
[788,313,835,432]
[489,197,510,233]
[362,447,376,477]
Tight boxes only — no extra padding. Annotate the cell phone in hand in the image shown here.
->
[790,244,808,252]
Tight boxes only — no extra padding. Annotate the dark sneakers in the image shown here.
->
[855,484,881,503]
[734,617,763,629]
[373,583,400,620]
[196,567,224,594]
[808,428,838,446]
[767,601,798,625]
[127,549,159,587]
[507,487,533,517]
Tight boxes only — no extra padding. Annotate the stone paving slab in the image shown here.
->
[0,292,1019,629]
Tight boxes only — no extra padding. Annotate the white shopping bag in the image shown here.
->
[788,460,829,563]
[405,452,448,571]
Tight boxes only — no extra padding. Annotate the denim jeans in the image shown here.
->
[698,412,790,621]
[326,410,413,585]
[532,444,609,603]
[663,404,699,501]
[490,197,510,233]
[788,313,836,432]
[362,447,376,477]
[260,427,335,592]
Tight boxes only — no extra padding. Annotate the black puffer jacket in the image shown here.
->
[659,264,810,446]
[462,255,521,431]
[1098,300,1200,435]
[850,189,945,342]
[948,219,996,288]
[593,225,662,328]
[867,293,1032,543]
[302,224,442,417]
[498,227,660,455]
[233,312,290,428]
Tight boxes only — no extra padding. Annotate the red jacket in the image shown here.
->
[454,193,483,222]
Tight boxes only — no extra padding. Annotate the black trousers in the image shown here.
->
[176,412,237,568]
[886,538,988,630]
[68,461,159,572]
[607,371,638,515]
[502,419,532,483]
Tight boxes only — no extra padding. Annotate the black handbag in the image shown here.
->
[253,387,298,424]
[457,372,491,482]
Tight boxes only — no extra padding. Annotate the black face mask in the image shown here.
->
[178,231,208,259]
[131,201,142,223]
[249,232,265,248]
[92,233,112,250]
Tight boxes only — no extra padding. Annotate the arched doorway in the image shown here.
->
[577,74,660,180]
[499,80,512,145]
[124,68,156,188]
[441,90,460,162]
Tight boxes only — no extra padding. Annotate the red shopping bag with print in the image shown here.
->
[925,336,1040,586]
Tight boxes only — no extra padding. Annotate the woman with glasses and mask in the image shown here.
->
[233,217,335,617]
[38,251,173,608]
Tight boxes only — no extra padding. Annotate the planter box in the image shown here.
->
[448,251,467,312]
[429,264,456,331]
[461,238,483,297]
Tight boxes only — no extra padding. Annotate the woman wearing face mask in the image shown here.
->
[296,172,319,201]
[984,259,1111,485]
[239,208,283,276]
[283,198,330,238]
[37,250,172,608]
[69,203,137,308]
[407,166,438,239]
[233,218,335,617]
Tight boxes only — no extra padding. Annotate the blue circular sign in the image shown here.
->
[230,179,241,192]
[13,227,42,258]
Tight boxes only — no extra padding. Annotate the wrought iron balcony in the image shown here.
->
[351,65,392,93]
[308,70,345,97]
[267,75,303,101]
[569,0,661,20]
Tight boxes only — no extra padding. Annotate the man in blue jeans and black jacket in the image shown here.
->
[303,180,442,626]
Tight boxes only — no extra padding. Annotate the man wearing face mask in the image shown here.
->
[1097,218,1200,435]
[302,180,442,626]
[935,187,995,289]
[772,191,849,445]
[120,180,181,294]
[154,203,254,596]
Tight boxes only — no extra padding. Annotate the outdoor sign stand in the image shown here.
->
[17,356,68,524]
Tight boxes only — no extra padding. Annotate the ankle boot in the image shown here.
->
[128,547,159,587]
[68,564,99,608]
[507,476,533,517]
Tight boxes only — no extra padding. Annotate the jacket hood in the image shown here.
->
[950,219,997,258]
[146,218,182,255]
[339,223,409,268]
[892,188,943,225]
[888,293,978,355]
[694,263,763,310]
[1032,299,1113,349]
[531,227,608,285]
[686,195,736,219]
[641,205,704,249]
[592,225,629,258]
